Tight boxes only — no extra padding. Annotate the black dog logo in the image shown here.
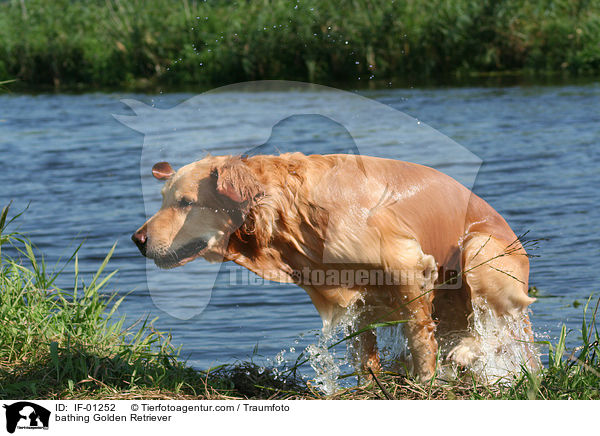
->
[3,402,50,433]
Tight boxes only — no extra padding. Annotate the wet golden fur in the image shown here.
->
[133,153,539,380]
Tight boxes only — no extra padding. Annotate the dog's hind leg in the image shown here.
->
[450,233,540,373]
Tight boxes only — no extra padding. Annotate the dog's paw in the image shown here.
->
[448,337,482,367]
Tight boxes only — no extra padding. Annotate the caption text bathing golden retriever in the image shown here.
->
[132,153,539,380]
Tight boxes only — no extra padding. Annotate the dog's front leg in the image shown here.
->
[402,296,438,381]
[387,241,439,381]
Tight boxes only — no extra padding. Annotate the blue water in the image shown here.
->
[1,83,599,373]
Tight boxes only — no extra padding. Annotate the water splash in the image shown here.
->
[377,324,411,374]
[304,306,363,394]
[284,299,540,394]
[465,305,540,382]
[304,306,413,393]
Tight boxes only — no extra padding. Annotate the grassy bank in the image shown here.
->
[0,0,599,90]
[0,204,308,400]
[1,203,599,400]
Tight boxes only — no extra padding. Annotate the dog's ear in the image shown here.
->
[211,158,263,205]
[152,162,175,180]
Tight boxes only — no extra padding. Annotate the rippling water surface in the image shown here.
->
[1,84,598,374]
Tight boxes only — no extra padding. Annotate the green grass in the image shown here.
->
[0,202,598,399]
[0,203,307,399]
[0,0,599,90]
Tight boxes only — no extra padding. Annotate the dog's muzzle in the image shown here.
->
[132,228,208,268]
[152,238,208,268]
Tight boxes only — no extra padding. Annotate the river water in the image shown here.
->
[1,82,598,377]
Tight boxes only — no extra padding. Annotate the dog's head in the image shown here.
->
[132,156,263,268]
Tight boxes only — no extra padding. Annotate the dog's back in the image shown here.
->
[255,153,521,272]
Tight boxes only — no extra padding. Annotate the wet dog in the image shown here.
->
[132,153,539,380]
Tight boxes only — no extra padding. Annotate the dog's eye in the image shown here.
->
[178,198,194,208]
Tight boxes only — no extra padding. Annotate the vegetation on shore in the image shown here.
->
[0,203,598,400]
[0,0,599,90]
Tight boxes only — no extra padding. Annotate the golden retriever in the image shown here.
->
[132,153,539,380]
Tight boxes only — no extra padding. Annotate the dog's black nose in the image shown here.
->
[132,228,147,256]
